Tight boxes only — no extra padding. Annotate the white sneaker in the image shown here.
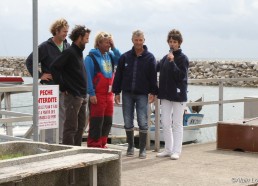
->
[171,153,180,160]
[156,151,172,157]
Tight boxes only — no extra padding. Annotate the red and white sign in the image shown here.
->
[38,85,59,130]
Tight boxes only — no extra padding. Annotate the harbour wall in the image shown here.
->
[1,57,258,87]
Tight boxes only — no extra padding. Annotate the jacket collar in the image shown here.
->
[173,48,182,56]
[132,45,148,57]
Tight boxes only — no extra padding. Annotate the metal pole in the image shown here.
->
[32,0,39,141]
[146,103,151,150]
[218,81,224,121]
[154,97,160,152]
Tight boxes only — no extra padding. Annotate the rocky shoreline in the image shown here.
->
[0,57,30,77]
[1,57,258,87]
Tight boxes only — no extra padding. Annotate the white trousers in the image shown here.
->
[161,99,186,155]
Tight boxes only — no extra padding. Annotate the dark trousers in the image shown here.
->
[62,94,87,146]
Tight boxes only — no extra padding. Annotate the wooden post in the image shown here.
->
[4,92,13,136]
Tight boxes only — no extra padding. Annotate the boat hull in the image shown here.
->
[110,113,204,143]
[149,113,204,143]
[0,76,24,85]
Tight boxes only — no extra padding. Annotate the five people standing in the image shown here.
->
[84,32,121,148]
[27,18,188,160]
[156,29,189,160]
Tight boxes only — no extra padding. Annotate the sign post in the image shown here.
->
[32,0,39,141]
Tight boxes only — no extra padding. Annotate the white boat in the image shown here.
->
[110,108,204,143]
[149,97,204,143]
[150,97,204,143]
[149,112,204,143]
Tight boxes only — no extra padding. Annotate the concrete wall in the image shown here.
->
[0,141,122,186]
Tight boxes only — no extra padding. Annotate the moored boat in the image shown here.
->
[149,112,204,143]
[110,106,204,144]
[0,76,24,85]
[149,97,204,143]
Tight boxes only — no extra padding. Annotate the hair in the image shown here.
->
[49,18,69,36]
[94,32,112,48]
[167,29,183,44]
[69,25,91,42]
[132,30,144,39]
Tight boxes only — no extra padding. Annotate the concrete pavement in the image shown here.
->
[109,142,258,186]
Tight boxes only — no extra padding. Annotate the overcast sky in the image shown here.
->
[1,0,258,60]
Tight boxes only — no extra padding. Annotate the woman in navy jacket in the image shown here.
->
[156,29,189,160]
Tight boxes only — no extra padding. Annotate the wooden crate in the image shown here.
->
[217,120,258,152]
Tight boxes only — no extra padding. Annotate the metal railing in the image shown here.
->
[1,78,258,151]
[152,77,258,151]
[0,84,32,137]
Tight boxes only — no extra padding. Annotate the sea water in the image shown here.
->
[2,77,257,143]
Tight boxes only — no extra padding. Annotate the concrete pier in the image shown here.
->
[109,142,258,186]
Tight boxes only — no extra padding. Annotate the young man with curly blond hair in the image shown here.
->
[26,18,70,144]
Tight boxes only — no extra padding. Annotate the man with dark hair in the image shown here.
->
[51,25,91,146]
[26,18,69,144]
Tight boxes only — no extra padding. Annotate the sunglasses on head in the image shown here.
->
[101,33,111,38]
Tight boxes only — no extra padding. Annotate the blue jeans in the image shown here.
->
[122,91,148,131]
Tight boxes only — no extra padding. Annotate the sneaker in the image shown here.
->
[171,153,180,160]
[156,151,172,157]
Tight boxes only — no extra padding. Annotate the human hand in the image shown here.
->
[115,95,120,104]
[90,96,97,104]
[167,52,174,62]
[41,73,53,81]
[109,38,115,49]
[148,94,155,103]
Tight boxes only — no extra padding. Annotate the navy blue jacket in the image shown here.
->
[50,43,87,97]
[112,45,158,95]
[157,49,189,102]
[26,38,70,84]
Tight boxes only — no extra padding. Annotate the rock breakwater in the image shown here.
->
[0,57,30,77]
[189,60,258,87]
[0,57,258,87]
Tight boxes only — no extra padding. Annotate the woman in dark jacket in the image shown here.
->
[156,29,189,160]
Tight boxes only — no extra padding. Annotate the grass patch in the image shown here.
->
[0,153,24,160]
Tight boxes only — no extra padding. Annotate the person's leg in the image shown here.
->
[101,93,114,148]
[171,102,186,159]
[74,98,87,146]
[122,92,135,156]
[157,99,173,157]
[62,94,83,146]
[135,94,148,131]
[58,92,66,143]
[87,96,105,148]
[135,94,148,159]
[44,129,54,144]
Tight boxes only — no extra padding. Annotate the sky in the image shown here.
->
[1,0,258,60]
